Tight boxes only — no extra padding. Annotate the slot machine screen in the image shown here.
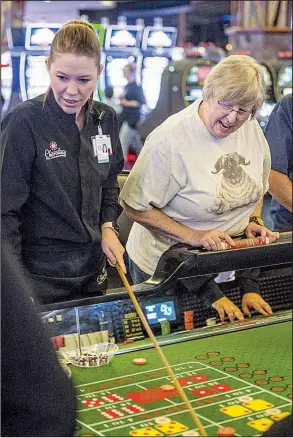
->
[24,54,50,99]
[1,52,13,102]
[278,65,292,98]
[143,29,177,50]
[261,65,273,87]
[197,65,211,83]
[106,28,141,50]
[145,300,176,325]
[25,25,61,50]
[142,56,169,109]
[185,64,214,103]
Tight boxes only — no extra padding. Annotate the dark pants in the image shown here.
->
[128,258,151,284]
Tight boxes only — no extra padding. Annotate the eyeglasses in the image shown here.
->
[217,101,253,120]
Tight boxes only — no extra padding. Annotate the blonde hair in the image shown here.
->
[202,55,266,116]
[48,20,101,68]
[44,20,101,104]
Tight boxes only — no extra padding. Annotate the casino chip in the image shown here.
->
[265,408,281,416]
[206,318,217,326]
[217,426,236,437]
[238,395,253,402]
[155,417,171,424]
[133,358,147,365]
[182,430,200,436]
[160,384,175,391]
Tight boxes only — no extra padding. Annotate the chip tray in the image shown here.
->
[61,342,118,367]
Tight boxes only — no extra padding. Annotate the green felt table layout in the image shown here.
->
[72,318,292,437]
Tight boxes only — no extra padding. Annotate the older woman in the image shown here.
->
[119,55,279,322]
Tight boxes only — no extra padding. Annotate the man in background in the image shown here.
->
[119,63,146,161]
[265,93,292,230]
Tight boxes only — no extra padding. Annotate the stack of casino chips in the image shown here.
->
[220,236,270,250]
[74,353,99,367]
[184,311,194,331]
[160,319,171,335]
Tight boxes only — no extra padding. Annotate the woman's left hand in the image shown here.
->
[245,222,279,243]
[242,292,273,317]
[101,228,126,273]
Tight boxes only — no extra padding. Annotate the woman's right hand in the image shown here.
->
[212,297,245,323]
[188,229,236,251]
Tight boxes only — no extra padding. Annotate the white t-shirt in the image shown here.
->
[119,98,271,275]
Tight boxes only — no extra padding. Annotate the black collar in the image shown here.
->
[45,88,91,125]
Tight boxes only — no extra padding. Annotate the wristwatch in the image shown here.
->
[249,216,264,226]
[101,221,120,236]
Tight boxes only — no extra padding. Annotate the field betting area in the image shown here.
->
[72,317,292,437]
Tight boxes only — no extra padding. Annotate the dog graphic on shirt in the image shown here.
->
[206,152,262,215]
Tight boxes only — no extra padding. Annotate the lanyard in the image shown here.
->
[97,110,105,135]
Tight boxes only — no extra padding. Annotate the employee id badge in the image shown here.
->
[95,135,109,163]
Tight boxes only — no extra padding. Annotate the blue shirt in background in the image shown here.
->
[264,93,292,231]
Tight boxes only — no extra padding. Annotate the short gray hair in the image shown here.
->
[202,55,266,116]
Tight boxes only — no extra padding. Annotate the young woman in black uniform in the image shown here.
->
[1,20,126,304]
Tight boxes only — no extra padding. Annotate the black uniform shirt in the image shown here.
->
[1,90,124,271]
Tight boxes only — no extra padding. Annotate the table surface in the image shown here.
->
[71,314,292,437]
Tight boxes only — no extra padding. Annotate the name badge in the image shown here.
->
[94,135,110,163]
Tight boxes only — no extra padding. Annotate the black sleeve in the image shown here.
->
[1,111,36,259]
[181,276,225,308]
[1,244,77,437]
[236,268,261,296]
[262,414,293,437]
[100,112,124,224]
[200,277,226,307]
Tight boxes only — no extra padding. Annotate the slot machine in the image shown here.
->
[103,18,143,107]
[275,51,292,100]
[1,51,13,116]
[1,27,26,116]
[257,60,278,130]
[139,57,217,142]
[140,19,178,111]
[20,23,61,101]
[232,51,278,131]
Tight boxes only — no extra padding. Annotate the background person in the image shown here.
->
[119,63,146,161]
[265,93,292,231]
[119,55,278,322]
[1,20,125,305]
